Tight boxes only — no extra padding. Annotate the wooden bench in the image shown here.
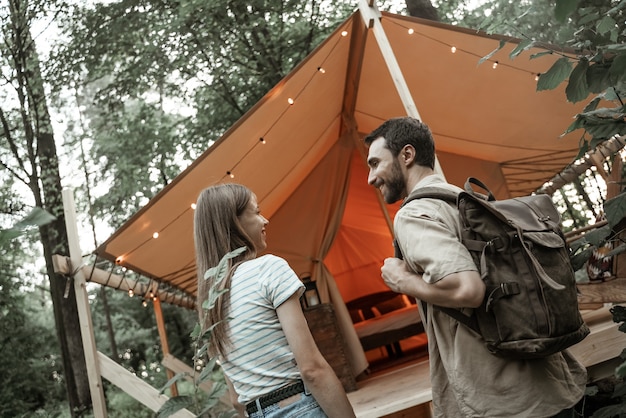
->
[347,291,424,357]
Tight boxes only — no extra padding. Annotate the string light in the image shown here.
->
[142,299,148,307]
[114,23,349,271]
[387,18,566,80]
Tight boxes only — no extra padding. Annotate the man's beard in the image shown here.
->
[383,159,405,204]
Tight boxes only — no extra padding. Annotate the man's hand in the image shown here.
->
[381,257,420,295]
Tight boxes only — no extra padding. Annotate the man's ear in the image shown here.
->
[400,144,416,166]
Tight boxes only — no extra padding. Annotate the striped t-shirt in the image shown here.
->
[219,254,305,404]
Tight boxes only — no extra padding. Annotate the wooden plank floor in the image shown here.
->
[347,305,626,418]
[347,359,431,418]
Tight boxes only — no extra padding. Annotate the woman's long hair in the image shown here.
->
[194,184,258,358]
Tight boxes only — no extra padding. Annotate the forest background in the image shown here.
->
[1,0,625,417]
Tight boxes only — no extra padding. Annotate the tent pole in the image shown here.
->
[358,0,421,120]
[61,189,108,417]
[358,0,446,179]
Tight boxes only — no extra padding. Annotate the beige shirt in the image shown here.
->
[395,174,587,417]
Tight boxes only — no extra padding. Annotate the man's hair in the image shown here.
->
[193,183,257,358]
[364,117,435,169]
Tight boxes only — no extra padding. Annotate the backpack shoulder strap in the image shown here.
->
[402,186,459,208]
[397,185,481,334]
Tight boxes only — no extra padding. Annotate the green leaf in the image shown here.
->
[583,225,612,246]
[158,372,190,395]
[609,54,626,83]
[612,380,626,397]
[197,356,218,384]
[478,39,506,66]
[561,115,585,136]
[616,361,626,378]
[578,9,600,25]
[586,62,613,94]
[565,58,589,103]
[530,51,553,60]
[537,57,573,91]
[204,246,247,281]
[555,0,580,22]
[583,97,602,113]
[509,39,534,60]
[607,243,626,258]
[206,288,229,310]
[570,246,595,271]
[597,16,616,35]
[0,207,56,243]
[605,193,626,229]
[156,395,195,418]
[593,404,626,418]
[190,322,201,338]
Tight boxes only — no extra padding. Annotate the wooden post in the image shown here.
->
[357,0,445,178]
[61,188,108,417]
[152,296,179,396]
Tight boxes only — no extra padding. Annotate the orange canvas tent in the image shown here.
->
[95,2,588,376]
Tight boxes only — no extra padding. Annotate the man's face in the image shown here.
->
[367,137,406,204]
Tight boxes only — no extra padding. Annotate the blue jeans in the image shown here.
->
[248,392,327,418]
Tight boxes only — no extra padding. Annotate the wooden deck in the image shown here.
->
[347,305,626,418]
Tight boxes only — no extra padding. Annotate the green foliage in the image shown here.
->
[49,0,356,230]
[157,249,244,417]
[0,207,55,243]
[536,57,574,91]
[585,305,626,417]
[569,191,626,272]
[478,0,626,147]
[0,267,67,416]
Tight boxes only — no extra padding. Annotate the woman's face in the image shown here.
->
[238,193,269,251]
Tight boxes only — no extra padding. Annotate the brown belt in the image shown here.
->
[245,380,305,415]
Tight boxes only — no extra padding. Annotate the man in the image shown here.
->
[365,117,587,417]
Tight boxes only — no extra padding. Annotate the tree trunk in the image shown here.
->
[8,0,92,414]
[405,0,440,21]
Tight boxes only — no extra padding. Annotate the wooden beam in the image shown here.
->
[537,134,626,195]
[52,255,196,310]
[98,352,195,417]
[61,189,108,417]
[153,297,179,396]
[358,0,420,120]
[357,0,446,179]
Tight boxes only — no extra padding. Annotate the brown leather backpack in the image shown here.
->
[395,177,590,359]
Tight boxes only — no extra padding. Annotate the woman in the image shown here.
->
[194,183,356,418]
